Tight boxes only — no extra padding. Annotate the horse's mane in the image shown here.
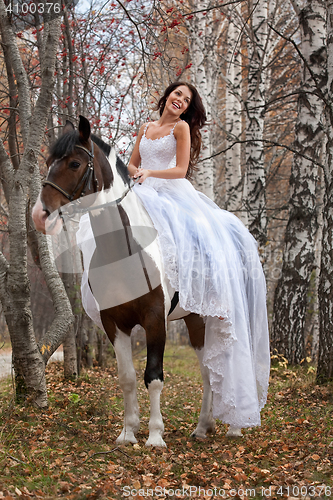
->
[91,134,131,187]
[49,130,80,159]
[116,156,131,187]
[91,133,111,157]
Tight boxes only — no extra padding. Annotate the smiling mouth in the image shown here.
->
[172,102,180,109]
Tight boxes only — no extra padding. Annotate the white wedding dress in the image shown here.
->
[132,122,270,428]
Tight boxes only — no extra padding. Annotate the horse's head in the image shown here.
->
[32,116,113,234]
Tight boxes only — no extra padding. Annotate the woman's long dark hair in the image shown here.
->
[156,81,207,179]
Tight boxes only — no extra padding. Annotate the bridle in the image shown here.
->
[43,139,140,221]
[43,142,99,202]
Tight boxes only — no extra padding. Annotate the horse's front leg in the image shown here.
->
[143,314,166,448]
[113,329,140,444]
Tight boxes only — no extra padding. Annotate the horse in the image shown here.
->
[32,115,243,447]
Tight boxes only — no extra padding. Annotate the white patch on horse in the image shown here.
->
[113,330,140,444]
[145,379,166,448]
[76,215,105,331]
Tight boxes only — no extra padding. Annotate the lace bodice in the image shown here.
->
[139,123,178,171]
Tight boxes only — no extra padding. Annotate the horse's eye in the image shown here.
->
[69,161,81,170]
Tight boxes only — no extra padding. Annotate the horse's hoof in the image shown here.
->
[191,420,215,439]
[116,436,138,444]
[116,430,138,444]
[191,432,206,439]
[145,435,167,448]
[191,428,207,439]
[226,427,243,438]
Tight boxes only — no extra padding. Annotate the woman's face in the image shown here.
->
[165,85,192,116]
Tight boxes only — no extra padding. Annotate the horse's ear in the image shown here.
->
[63,120,75,135]
[78,115,91,143]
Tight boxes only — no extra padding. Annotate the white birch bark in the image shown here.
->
[0,3,65,405]
[29,172,74,369]
[60,267,79,379]
[63,323,78,378]
[271,0,326,364]
[244,0,268,244]
[317,0,333,382]
[225,15,244,219]
[310,166,323,361]
[186,0,224,200]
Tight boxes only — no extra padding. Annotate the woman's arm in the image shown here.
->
[127,123,146,177]
[134,121,191,183]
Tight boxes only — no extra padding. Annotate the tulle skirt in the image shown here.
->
[134,177,270,427]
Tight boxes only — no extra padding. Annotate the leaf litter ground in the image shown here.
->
[0,345,332,499]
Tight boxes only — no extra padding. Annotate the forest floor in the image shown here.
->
[0,344,332,500]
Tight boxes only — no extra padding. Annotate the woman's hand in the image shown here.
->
[128,165,139,178]
[134,168,150,184]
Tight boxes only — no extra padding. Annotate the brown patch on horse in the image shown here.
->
[184,313,205,350]
[100,285,165,338]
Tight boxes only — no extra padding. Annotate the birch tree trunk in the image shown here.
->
[225,14,244,220]
[29,169,74,369]
[186,0,223,200]
[310,162,324,361]
[244,0,268,244]
[0,3,72,405]
[317,1,333,383]
[271,0,326,364]
[62,273,78,379]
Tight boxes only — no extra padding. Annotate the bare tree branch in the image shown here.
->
[268,21,329,109]
[115,0,148,78]
[182,0,246,16]
[202,138,325,170]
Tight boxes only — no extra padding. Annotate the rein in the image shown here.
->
[43,143,98,202]
[58,178,140,219]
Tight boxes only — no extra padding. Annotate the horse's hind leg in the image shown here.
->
[193,348,216,438]
[142,310,167,448]
[113,329,140,444]
[185,314,215,438]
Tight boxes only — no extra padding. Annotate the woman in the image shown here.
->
[128,81,270,429]
[128,82,204,183]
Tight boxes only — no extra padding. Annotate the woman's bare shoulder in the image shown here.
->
[174,120,190,137]
[137,122,150,137]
